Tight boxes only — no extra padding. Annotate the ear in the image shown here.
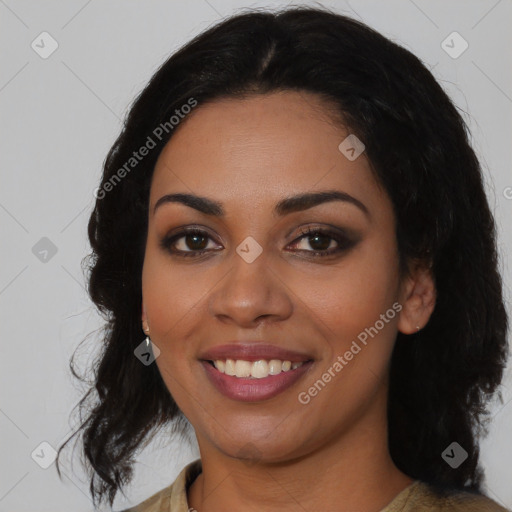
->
[397,261,436,334]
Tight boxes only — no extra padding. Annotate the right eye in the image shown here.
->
[160,228,222,258]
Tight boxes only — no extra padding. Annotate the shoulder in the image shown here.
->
[383,480,510,512]
[120,485,172,512]
[119,458,202,512]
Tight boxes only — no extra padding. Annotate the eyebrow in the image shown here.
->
[153,190,369,218]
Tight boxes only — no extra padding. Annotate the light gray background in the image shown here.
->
[1,1,511,510]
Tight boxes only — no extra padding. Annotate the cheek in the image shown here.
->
[308,236,401,343]
[141,247,217,398]
[141,245,207,335]
[142,250,202,412]
[296,246,401,421]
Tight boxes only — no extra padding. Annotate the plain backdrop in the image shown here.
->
[1,1,511,510]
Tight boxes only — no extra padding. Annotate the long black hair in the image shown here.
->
[56,6,509,507]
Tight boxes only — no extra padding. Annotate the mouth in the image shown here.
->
[199,354,314,402]
[198,342,315,401]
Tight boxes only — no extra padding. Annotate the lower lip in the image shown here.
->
[201,360,314,402]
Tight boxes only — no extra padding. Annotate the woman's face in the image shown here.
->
[141,91,425,462]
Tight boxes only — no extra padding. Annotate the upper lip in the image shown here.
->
[199,343,314,363]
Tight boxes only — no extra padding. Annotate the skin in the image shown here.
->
[141,90,436,512]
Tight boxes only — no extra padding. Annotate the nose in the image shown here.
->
[208,250,293,328]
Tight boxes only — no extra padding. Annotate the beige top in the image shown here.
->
[121,458,510,512]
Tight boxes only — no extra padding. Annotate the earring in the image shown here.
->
[416,325,421,332]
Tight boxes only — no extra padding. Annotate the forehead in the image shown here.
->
[149,91,383,217]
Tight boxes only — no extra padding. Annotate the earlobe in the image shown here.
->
[397,264,436,335]
[141,302,150,334]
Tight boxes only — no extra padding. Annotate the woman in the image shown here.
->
[57,7,510,512]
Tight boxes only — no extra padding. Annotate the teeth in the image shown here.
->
[225,359,236,376]
[212,358,305,378]
[268,359,282,375]
[251,360,269,378]
[235,360,252,378]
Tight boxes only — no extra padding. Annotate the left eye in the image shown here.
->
[288,228,350,255]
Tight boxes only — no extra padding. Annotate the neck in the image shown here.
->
[187,391,413,512]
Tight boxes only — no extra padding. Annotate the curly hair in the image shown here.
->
[56,6,509,507]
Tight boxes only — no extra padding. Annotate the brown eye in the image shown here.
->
[301,232,335,251]
[160,228,221,257]
[179,233,209,251]
[288,227,357,257]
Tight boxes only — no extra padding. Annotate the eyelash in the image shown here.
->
[160,226,355,259]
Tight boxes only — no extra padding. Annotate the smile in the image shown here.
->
[201,359,314,402]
